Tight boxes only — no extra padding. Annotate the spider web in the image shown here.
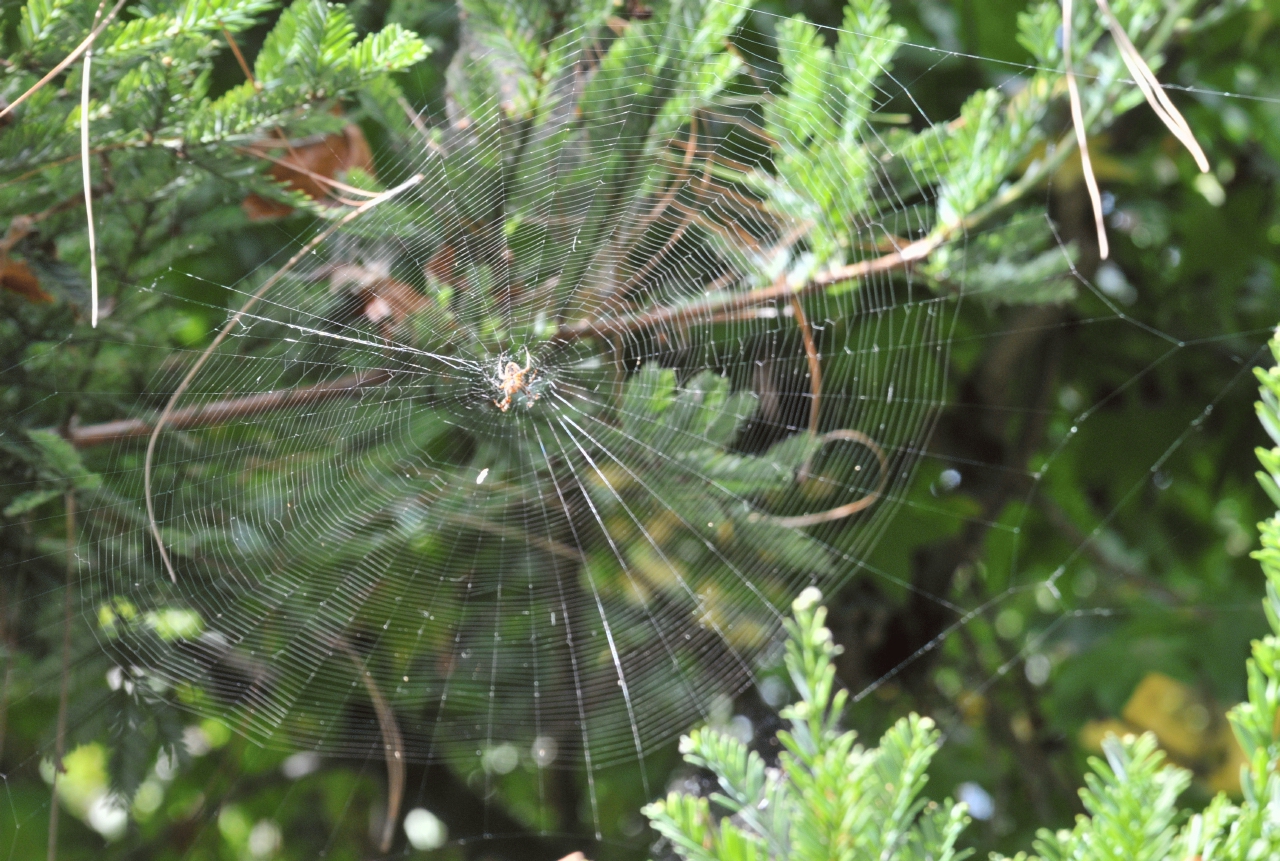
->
[9,0,1274,854]
[92,0,952,791]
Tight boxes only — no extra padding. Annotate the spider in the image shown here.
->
[493,348,539,412]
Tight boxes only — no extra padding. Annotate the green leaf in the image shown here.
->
[3,486,63,516]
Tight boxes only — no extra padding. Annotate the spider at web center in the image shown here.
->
[492,348,542,412]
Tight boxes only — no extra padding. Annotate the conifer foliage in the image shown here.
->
[645,588,971,861]
[1,0,428,493]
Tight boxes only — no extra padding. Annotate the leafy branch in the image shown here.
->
[645,587,969,861]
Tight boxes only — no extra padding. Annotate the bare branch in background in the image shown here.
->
[63,370,393,447]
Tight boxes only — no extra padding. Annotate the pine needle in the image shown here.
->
[1095,0,1210,173]
[1063,0,1213,260]
[82,4,102,328]
[1062,0,1110,259]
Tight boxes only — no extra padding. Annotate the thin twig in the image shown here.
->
[144,175,424,583]
[556,233,936,342]
[235,145,381,201]
[395,95,446,157]
[1062,0,1110,259]
[335,640,404,853]
[754,429,888,528]
[61,370,392,447]
[219,24,258,90]
[0,0,128,122]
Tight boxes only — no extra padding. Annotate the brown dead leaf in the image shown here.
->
[361,278,430,329]
[329,263,430,338]
[424,243,457,285]
[0,257,52,303]
[242,124,376,221]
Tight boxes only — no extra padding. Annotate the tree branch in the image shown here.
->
[65,370,391,448]
[553,235,937,343]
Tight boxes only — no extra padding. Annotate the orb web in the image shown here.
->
[86,0,957,781]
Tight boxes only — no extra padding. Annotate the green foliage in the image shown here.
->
[0,0,428,516]
[0,1,428,849]
[1028,734,1191,861]
[1014,329,1280,859]
[645,587,970,861]
[758,3,904,263]
[1,429,100,516]
[2,0,427,223]
[1233,333,1280,790]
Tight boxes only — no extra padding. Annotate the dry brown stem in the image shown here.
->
[789,293,822,436]
[336,641,404,853]
[1062,0,1110,259]
[755,429,889,529]
[65,370,392,447]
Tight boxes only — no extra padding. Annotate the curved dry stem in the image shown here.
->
[335,639,404,854]
[143,174,424,583]
[82,2,104,327]
[758,428,889,529]
[236,145,383,201]
[789,294,822,437]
